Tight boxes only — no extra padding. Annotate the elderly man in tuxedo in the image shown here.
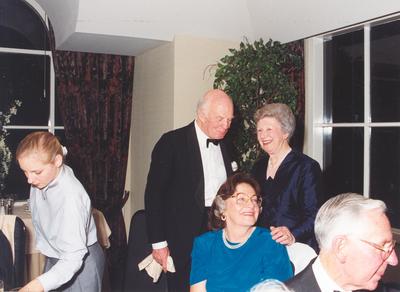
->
[286,193,398,292]
[144,89,236,291]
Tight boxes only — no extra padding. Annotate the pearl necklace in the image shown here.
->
[222,228,254,249]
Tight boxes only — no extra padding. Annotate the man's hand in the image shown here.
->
[152,246,170,272]
[270,226,295,245]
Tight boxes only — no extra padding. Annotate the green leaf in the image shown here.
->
[213,39,304,171]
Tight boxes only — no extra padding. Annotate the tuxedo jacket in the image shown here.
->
[285,261,398,292]
[144,122,234,268]
[286,261,321,292]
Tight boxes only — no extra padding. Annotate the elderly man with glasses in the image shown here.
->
[286,193,398,292]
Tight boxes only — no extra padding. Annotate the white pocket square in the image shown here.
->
[231,161,238,171]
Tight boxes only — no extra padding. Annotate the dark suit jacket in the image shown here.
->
[286,261,320,292]
[251,150,322,251]
[144,121,234,269]
[286,260,400,292]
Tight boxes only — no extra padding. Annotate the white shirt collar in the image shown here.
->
[194,119,226,206]
[194,119,210,147]
[40,165,65,199]
[312,256,351,292]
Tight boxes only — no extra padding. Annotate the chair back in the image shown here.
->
[0,229,13,290]
[13,217,26,288]
[286,242,317,275]
[0,215,26,289]
[123,210,167,292]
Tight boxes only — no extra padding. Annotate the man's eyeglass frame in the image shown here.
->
[358,238,396,260]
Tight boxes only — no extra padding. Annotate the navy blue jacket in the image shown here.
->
[251,150,322,251]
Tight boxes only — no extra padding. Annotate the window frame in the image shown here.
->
[0,0,64,199]
[305,14,400,235]
[0,3,61,135]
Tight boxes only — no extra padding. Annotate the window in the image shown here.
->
[0,0,64,200]
[307,17,400,230]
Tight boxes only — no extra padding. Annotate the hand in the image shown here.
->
[270,226,295,246]
[19,279,44,292]
[152,246,170,272]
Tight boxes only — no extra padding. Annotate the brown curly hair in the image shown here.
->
[208,172,261,230]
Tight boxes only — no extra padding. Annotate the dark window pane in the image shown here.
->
[0,52,50,125]
[2,130,35,200]
[371,20,400,122]
[323,127,363,199]
[370,128,400,228]
[54,130,66,146]
[0,0,49,50]
[324,30,364,123]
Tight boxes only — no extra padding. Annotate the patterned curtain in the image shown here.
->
[49,24,134,291]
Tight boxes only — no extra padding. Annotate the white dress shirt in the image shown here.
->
[30,165,97,291]
[152,121,227,249]
[312,256,352,292]
[194,120,227,207]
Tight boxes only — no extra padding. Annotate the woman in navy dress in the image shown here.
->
[190,173,293,292]
[251,103,322,251]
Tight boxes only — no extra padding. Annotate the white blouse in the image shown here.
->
[30,165,97,291]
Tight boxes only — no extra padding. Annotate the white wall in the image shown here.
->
[124,41,175,230]
[173,35,239,127]
[124,35,237,231]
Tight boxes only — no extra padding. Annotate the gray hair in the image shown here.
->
[254,103,296,139]
[196,95,208,116]
[315,193,387,250]
[250,279,293,292]
[196,89,231,117]
[211,195,226,224]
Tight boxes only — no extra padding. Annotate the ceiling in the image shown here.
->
[32,0,400,56]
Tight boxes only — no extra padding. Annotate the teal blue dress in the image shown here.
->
[190,227,293,291]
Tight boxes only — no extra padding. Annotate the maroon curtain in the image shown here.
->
[49,23,134,291]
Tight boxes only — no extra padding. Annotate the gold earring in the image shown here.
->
[221,214,226,221]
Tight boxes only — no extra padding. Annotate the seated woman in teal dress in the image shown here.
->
[190,173,293,292]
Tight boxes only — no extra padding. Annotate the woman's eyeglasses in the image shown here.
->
[230,192,262,207]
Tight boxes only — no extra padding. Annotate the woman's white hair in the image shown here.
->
[315,193,387,250]
[250,279,293,292]
[254,103,296,139]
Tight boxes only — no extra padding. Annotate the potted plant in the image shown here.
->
[213,39,303,171]
[0,100,22,192]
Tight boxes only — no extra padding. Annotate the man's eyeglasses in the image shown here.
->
[230,192,262,207]
[358,238,396,260]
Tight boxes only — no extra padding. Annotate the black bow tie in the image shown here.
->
[206,139,220,148]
